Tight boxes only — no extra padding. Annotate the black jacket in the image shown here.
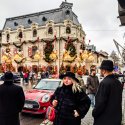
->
[92,74,122,125]
[51,84,91,125]
[0,81,25,125]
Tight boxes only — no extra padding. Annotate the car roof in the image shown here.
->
[41,79,62,82]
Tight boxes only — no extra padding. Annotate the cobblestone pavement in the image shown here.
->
[81,87,125,125]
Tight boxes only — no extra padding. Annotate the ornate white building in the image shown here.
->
[0,1,89,74]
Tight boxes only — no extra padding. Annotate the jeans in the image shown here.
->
[88,94,95,108]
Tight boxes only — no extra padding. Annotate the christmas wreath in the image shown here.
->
[43,36,57,63]
[44,41,55,63]
[65,40,77,57]
[63,37,77,63]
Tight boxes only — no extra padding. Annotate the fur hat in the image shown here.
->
[59,71,79,83]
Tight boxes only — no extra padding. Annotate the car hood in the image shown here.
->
[25,89,54,101]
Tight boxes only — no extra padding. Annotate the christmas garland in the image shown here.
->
[29,40,38,44]
[28,37,40,44]
[14,58,26,64]
[2,43,10,47]
[43,36,57,63]
[13,41,26,48]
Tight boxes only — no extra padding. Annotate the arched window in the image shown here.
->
[66,26,71,34]
[6,33,10,42]
[48,27,53,35]
[33,29,37,37]
[18,31,23,38]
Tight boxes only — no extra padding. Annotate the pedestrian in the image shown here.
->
[0,71,25,125]
[76,73,86,92]
[19,71,24,84]
[86,69,99,107]
[24,71,29,84]
[92,60,123,125]
[51,71,91,125]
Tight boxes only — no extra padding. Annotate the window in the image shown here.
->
[66,26,71,34]
[42,17,47,21]
[65,10,70,15]
[6,34,10,42]
[33,29,37,37]
[14,22,18,26]
[32,46,38,56]
[48,27,53,35]
[18,32,23,38]
[28,19,32,24]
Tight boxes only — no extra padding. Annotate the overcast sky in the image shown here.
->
[0,0,125,55]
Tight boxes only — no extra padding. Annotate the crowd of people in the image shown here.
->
[0,60,123,125]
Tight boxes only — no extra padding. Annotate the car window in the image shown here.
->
[34,80,61,90]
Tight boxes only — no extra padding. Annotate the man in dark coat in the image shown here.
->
[0,71,25,125]
[92,60,122,125]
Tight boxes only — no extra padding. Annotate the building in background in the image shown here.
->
[0,1,109,75]
[1,1,87,74]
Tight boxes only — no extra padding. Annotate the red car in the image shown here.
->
[22,79,61,114]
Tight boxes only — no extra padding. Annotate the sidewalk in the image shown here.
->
[81,88,125,125]
[81,107,93,125]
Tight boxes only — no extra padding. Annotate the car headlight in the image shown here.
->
[42,94,50,103]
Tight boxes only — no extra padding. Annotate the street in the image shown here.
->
[18,82,125,125]
[20,113,42,125]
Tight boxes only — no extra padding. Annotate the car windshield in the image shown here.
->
[34,80,61,90]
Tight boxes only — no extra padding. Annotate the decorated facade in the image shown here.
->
[1,2,97,74]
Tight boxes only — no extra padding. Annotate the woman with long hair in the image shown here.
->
[51,71,91,125]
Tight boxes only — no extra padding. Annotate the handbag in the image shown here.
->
[45,106,55,122]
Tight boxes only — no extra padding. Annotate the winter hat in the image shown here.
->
[2,71,14,81]
[100,60,114,71]
[59,71,79,83]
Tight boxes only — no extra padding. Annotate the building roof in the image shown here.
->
[3,2,80,30]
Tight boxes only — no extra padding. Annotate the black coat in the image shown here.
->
[51,84,91,125]
[92,74,122,125]
[0,81,25,125]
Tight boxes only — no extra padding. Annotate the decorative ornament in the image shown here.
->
[2,52,12,64]
[14,51,26,64]
[6,48,10,53]
[43,36,57,63]
[63,37,77,63]
[80,50,94,63]
[59,63,66,74]
[33,50,41,60]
